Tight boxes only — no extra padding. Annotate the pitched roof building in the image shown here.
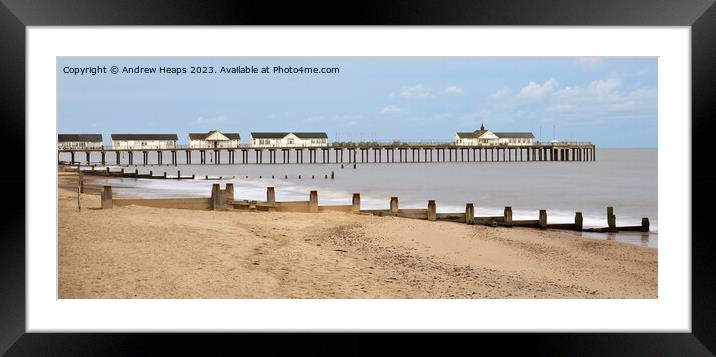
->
[250,132,328,147]
[187,130,241,148]
[58,134,103,149]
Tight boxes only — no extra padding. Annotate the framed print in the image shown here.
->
[2,0,715,354]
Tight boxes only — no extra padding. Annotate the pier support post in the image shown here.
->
[607,206,616,229]
[225,183,234,202]
[352,193,361,213]
[267,187,276,205]
[211,184,224,211]
[465,203,474,224]
[390,197,399,215]
[575,212,583,231]
[641,217,650,232]
[539,209,547,229]
[504,206,513,226]
[309,190,318,213]
[427,200,436,221]
[101,186,113,209]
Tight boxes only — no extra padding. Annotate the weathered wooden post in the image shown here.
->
[105,167,110,176]
[163,171,167,179]
[352,193,361,213]
[177,170,181,180]
[192,174,195,179]
[78,171,84,193]
[267,187,276,205]
[539,209,547,229]
[641,217,650,232]
[575,212,583,230]
[211,184,223,211]
[135,169,138,175]
[607,206,616,229]
[390,197,399,215]
[331,171,335,179]
[427,200,436,221]
[309,190,318,213]
[503,206,513,225]
[120,168,124,174]
[465,203,475,224]
[225,183,234,202]
[101,186,113,209]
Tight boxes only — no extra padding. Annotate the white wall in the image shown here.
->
[251,134,327,147]
[58,141,103,149]
[112,140,176,149]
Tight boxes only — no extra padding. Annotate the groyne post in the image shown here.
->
[101,186,113,209]
[177,170,181,180]
[607,206,616,229]
[211,184,223,211]
[465,203,474,224]
[575,212,583,231]
[539,209,547,229]
[352,193,361,213]
[504,206,513,226]
[641,218,650,232]
[309,190,318,213]
[427,200,436,221]
[267,187,276,205]
[78,171,84,193]
[163,172,167,179]
[390,197,399,215]
[225,183,234,202]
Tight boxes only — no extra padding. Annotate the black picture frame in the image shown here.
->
[1,0,714,354]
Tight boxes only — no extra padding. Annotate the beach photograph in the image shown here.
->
[57,57,658,299]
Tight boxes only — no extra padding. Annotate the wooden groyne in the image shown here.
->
[58,142,596,166]
[98,184,650,233]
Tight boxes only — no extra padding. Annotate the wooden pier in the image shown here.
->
[99,184,649,234]
[58,142,596,166]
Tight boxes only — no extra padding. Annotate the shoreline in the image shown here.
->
[59,171,658,299]
[68,168,659,248]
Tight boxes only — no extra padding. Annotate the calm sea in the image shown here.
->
[75,148,658,248]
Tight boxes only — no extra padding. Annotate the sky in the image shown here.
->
[58,57,657,148]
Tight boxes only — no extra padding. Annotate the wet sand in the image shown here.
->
[58,172,657,298]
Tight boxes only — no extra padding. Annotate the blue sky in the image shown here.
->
[58,57,657,147]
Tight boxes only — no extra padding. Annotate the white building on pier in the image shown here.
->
[455,124,534,146]
[58,134,103,149]
[111,134,178,149]
[250,132,328,147]
[187,130,241,148]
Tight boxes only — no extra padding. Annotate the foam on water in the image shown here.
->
[81,148,657,248]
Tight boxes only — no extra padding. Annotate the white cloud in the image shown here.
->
[637,68,649,76]
[489,88,512,99]
[194,115,225,124]
[399,84,431,99]
[517,78,558,100]
[577,57,606,69]
[379,105,404,114]
[547,76,656,118]
[442,85,463,95]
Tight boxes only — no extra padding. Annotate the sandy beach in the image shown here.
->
[58,172,657,299]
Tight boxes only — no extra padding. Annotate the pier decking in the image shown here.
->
[58,142,596,166]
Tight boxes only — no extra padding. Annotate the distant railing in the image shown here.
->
[58,140,594,151]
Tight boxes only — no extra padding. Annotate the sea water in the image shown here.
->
[77,148,658,248]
